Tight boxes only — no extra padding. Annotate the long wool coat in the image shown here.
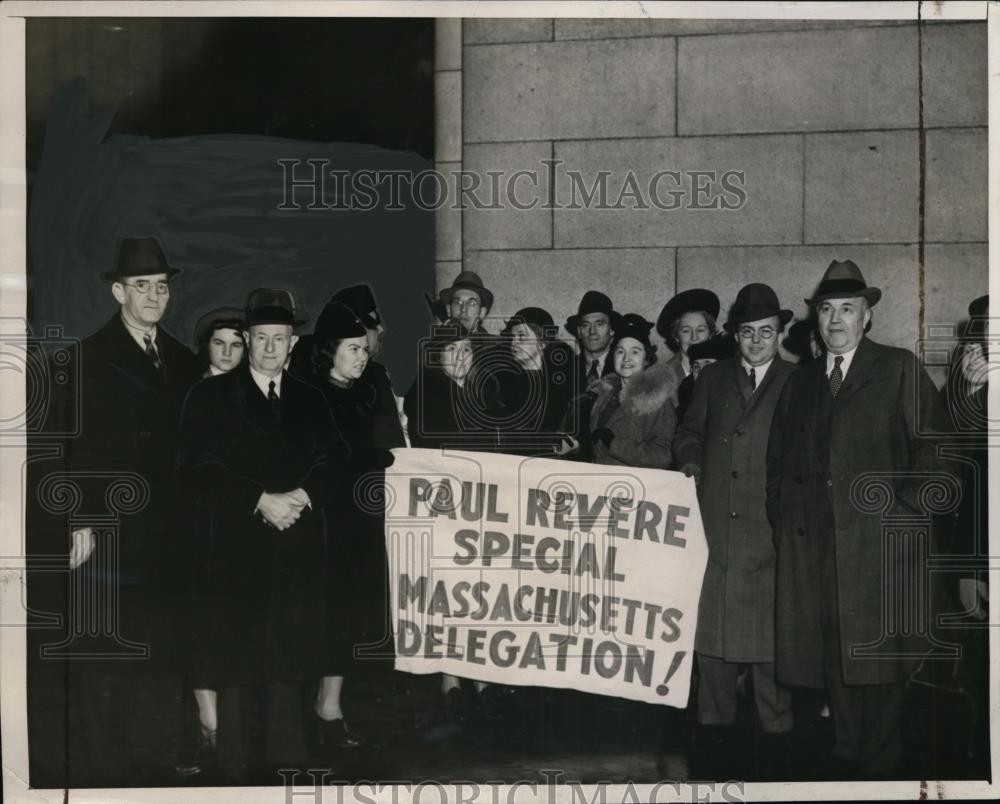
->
[177,366,347,685]
[766,337,951,687]
[589,360,677,469]
[68,314,202,673]
[673,356,796,662]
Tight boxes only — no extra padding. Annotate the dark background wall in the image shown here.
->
[25,18,435,389]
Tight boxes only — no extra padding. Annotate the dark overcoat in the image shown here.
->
[496,340,577,456]
[317,372,400,669]
[673,356,796,662]
[68,314,202,673]
[589,360,677,469]
[177,366,347,685]
[766,337,951,687]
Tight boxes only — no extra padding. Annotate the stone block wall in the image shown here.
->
[435,18,987,384]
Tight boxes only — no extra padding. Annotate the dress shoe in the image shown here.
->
[313,713,365,749]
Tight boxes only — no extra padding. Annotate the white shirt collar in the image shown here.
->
[826,343,861,379]
[249,365,283,398]
[121,315,157,351]
[741,357,774,384]
[584,347,610,371]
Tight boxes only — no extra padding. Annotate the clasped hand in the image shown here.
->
[257,489,310,531]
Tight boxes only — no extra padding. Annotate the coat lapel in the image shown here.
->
[237,367,282,433]
[735,357,783,427]
[104,315,167,395]
[833,337,877,405]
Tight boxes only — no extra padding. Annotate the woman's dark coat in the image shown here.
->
[495,340,577,456]
[177,366,347,685]
[317,371,401,670]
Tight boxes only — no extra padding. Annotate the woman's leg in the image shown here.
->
[314,675,344,720]
[193,688,218,740]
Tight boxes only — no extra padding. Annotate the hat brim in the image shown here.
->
[565,310,623,336]
[439,283,494,311]
[805,287,881,307]
[245,311,308,330]
[656,289,722,337]
[723,308,795,333]
[102,266,181,282]
[195,307,246,345]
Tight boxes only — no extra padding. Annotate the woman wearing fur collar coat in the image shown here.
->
[587,313,678,468]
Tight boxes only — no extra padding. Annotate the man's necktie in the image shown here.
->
[748,367,757,391]
[143,334,162,372]
[587,360,599,383]
[829,355,844,397]
[268,380,280,413]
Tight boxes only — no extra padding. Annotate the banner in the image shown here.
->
[383,449,708,708]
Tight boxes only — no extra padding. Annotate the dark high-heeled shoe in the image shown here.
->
[312,712,365,749]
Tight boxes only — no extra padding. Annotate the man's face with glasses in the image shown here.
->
[448,289,485,332]
[736,315,780,367]
[111,273,171,328]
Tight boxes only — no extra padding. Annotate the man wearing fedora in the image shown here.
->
[177,288,348,778]
[439,270,494,338]
[674,284,797,774]
[766,260,950,778]
[555,291,621,457]
[65,236,202,784]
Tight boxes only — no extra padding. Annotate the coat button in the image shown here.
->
[735,428,744,437]
[731,470,739,478]
[729,511,739,519]
[827,479,833,487]
[795,475,803,485]
[797,527,805,535]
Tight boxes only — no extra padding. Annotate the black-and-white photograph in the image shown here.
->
[0,2,995,802]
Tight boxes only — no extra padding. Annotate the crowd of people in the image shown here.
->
[59,236,989,784]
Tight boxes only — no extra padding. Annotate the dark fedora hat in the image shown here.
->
[244,288,307,329]
[689,332,737,362]
[194,306,245,347]
[724,283,794,332]
[565,290,623,334]
[502,306,557,336]
[656,288,721,339]
[331,284,380,329]
[102,236,180,282]
[439,271,494,310]
[313,300,368,343]
[612,313,656,354]
[782,318,819,359]
[968,294,989,318]
[805,259,881,307]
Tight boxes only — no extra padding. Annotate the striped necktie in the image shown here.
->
[748,367,757,391]
[143,334,162,372]
[829,355,844,397]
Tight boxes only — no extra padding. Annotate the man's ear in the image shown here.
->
[478,306,488,322]
[243,330,252,348]
[289,334,300,352]
[111,282,126,306]
[863,306,873,329]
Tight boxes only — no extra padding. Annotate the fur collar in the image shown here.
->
[594,360,677,416]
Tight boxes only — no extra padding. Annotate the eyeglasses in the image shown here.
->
[451,297,480,310]
[122,280,170,295]
[738,326,776,340]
